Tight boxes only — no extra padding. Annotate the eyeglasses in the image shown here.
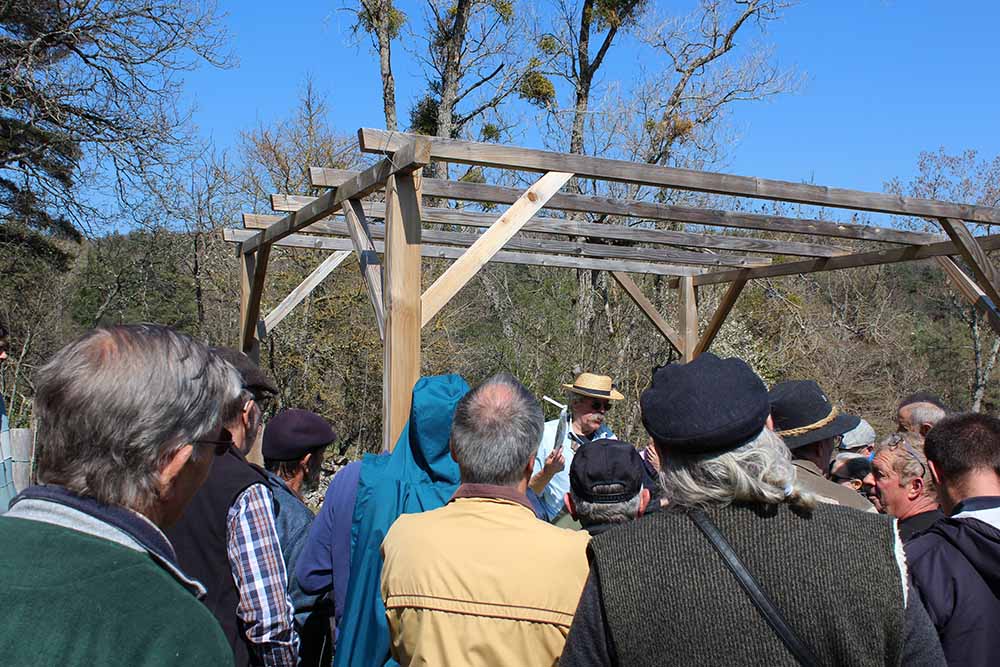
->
[883,433,927,478]
[193,429,234,456]
[588,399,612,412]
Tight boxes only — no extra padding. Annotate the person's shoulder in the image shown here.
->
[383,503,448,543]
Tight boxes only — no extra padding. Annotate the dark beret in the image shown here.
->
[211,347,278,397]
[263,409,336,461]
[640,353,770,455]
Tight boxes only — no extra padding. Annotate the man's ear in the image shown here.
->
[919,422,933,437]
[564,492,577,520]
[637,488,651,517]
[766,414,775,431]
[300,452,312,471]
[242,399,257,430]
[158,444,195,497]
[848,479,863,492]
[907,475,924,500]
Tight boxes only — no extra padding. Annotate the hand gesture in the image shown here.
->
[543,445,565,476]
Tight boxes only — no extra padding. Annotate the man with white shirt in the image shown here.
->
[906,412,1000,665]
[529,372,622,521]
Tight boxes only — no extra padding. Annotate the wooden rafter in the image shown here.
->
[307,168,942,247]
[937,218,1000,308]
[936,257,1000,335]
[358,129,1000,224]
[243,213,771,269]
[223,228,705,277]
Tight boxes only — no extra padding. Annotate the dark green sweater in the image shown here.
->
[0,516,233,666]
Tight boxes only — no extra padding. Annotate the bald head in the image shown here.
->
[450,372,543,486]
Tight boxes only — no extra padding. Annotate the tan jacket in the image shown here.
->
[380,486,591,666]
[793,459,877,512]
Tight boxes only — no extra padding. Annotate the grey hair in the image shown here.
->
[904,402,947,430]
[450,372,543,486]
[658,428,816,511]
[34,324,242,514]
[571,485,642,528]
[874,431,935,494]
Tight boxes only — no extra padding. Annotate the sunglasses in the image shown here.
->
[883,433,927,478]
[193,428,234,456]
[587,398,612,412]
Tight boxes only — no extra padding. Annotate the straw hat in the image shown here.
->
[562,373,624,401]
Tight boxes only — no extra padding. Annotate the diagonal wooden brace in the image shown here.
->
[343,198,386,339]
[420,170,573,328]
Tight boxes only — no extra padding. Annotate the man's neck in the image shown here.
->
[896,496,939,521]
[945,471,1000,514]
[570,417,596,439]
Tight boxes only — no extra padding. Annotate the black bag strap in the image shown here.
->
[689,508,819,667]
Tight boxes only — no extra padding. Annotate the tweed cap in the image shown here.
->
[263,409,336,461]
[211,347,278,397]
[569,439,644,503]
[640,353,770,455]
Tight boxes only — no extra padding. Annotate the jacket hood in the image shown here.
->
[925,516,1000,593]
[398,374,470,485]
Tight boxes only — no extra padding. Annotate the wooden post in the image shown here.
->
[679,276,698,363]
[9,428,33,494]
[382,171,423,452]
[693,278,749,358]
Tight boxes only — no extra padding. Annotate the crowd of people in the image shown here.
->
[0,323,998,666]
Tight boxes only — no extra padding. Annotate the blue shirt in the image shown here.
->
[0,393,14,509]
[532,415,616,521]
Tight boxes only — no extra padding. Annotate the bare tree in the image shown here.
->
[347,0,406,130]
[0,0,231,262]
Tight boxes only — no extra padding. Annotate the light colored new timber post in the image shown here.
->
[679,276,698,363]
[238,250,261,362]
[382,171,423,452]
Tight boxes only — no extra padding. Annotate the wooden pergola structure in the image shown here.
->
[226,128,1000,451]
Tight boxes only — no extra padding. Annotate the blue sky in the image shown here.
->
[183,0,1000,196]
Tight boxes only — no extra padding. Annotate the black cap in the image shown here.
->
[569,439,644,503]
[212,347,278,397]
[641,353,770,455]
[263,409,336,461]
[769,380,859,450]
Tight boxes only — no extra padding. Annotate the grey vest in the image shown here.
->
[589,502,904,666]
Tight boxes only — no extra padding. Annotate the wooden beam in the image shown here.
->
[239,246,270,358]
[693,278,749,358]
[937,218,1000,308]
[692,233,1000,286]
[223,228,701,278]
[610,272,684,355]
[308,168,940,247]
[420,171,574,327]
[241,138,430,254]
[936,257,1000,335]
[244,212,769,269]
[342,199,385,339]
[383,172,423,452]
[679,277,698,363]
[260,250,352,336]
[358,129,1000,225]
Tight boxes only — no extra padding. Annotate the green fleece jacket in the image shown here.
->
[0,515,233,666]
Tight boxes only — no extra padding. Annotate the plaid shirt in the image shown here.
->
[227,483,299,666]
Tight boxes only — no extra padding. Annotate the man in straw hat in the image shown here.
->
[530,372,623,521]
[769,380,875,512]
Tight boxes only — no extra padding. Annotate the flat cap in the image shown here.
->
[211,347,278,397]
[263,409,336,461]
[569,439,644,503]
[641,353,769,455]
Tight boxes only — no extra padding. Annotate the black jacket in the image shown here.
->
[906,502,1000,666]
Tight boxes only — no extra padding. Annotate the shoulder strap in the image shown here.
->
[688,508,819,667]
